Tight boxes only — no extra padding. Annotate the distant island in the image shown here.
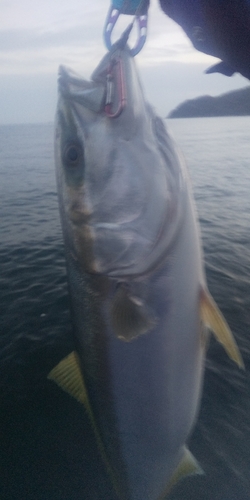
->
[168,86,250,118]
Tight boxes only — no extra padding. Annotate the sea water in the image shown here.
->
[0,117,250,499]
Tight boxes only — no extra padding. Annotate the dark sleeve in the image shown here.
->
[159,0,250,79]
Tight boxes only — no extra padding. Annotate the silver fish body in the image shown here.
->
[52,46,243,500]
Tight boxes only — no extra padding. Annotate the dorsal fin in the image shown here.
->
[200,288,244,369]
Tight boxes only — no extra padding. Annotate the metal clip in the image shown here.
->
[104,6,148,56]
[105,73,114,106]
[104,58,126,118]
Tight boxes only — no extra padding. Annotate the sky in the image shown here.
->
[1,0,249,124]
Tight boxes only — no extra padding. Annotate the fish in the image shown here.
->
[49,43,244,500]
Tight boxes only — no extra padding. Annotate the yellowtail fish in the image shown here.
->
[49,45,243,500]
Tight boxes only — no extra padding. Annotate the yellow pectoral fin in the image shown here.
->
[200,288,244,369]
[47,351,87,405]
[159,447,203,499]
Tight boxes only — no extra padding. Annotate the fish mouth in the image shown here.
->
[58,65,106,113]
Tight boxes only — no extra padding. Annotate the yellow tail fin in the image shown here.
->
[159,446,203,499]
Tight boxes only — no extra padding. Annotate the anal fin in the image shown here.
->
[48,352,123,498]
[47,351,87,405]
[200,288,244,369]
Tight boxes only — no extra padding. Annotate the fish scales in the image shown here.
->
[51,45,243,500]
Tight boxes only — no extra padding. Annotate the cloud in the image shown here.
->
[0,26,106,76]
[0,0,212,78]
[0,26,100,52]
[0,0,237,71]
[0,0,248,124]
[0,0,109,76]
[1,0,107,31]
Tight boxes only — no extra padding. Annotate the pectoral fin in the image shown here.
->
[47,351,87,405]
[200,288,244,369]
[159,447,203,499]
[111,283,154,341]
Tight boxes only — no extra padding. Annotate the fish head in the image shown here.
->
[55,47,185,277]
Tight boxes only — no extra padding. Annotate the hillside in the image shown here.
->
[168,87,250,118]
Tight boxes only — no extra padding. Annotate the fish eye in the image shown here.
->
[63,143,82,166]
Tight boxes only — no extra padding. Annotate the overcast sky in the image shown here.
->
[1,0,249,124]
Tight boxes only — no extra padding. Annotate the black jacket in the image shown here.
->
[159,0,250,79]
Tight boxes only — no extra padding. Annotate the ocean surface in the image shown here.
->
[0,116,250,500]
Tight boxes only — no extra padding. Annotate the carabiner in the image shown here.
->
[104,57,126,118]
[104,6,148,56]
